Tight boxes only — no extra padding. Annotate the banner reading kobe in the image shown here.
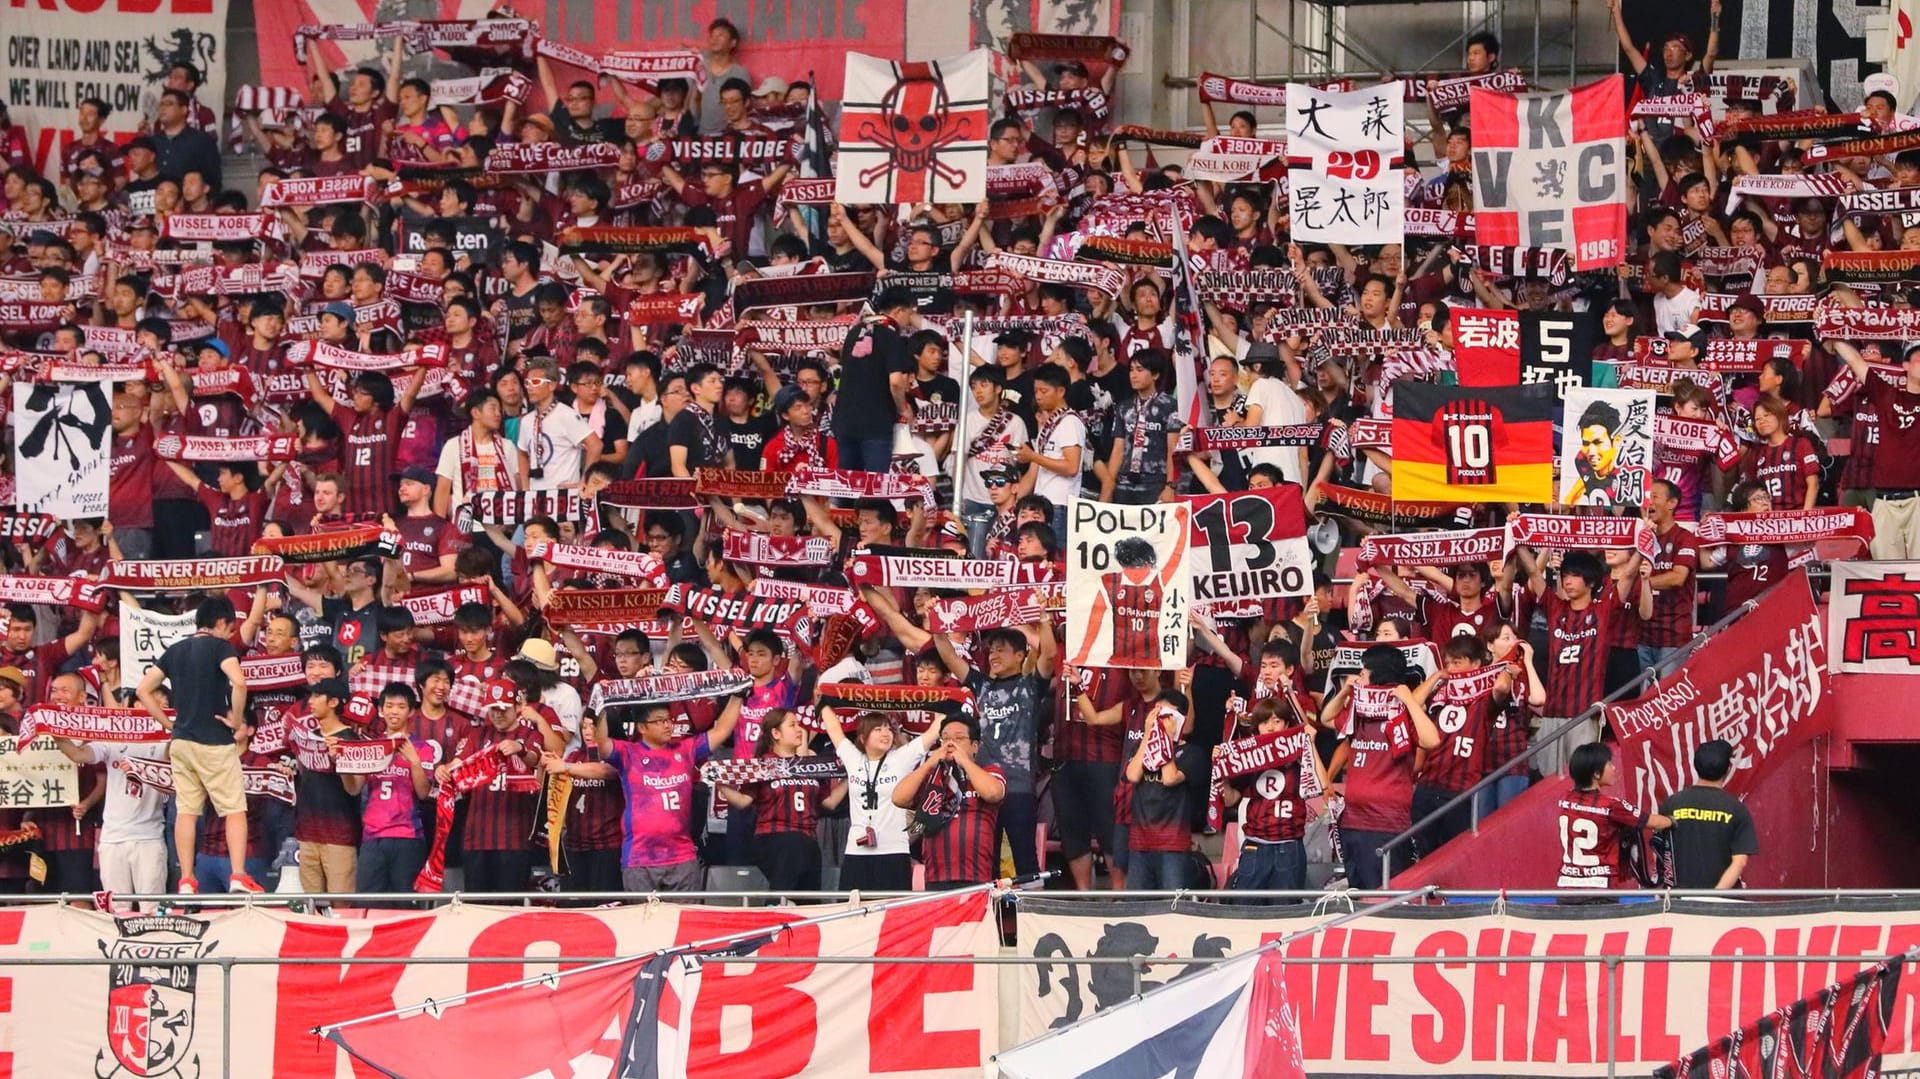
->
[1066,499,1190,670]
[0,0,229,176]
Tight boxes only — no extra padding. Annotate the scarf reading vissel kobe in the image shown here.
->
[1205,727,1320,831]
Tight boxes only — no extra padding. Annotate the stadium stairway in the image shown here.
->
[1392,668,1920,893]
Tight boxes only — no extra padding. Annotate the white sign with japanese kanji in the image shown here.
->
[1285,80,1406,245]
[0,737,79,807]
[121,605,198,691]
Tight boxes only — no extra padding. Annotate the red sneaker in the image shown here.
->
[177,878,200,896]
[228,873,266,894]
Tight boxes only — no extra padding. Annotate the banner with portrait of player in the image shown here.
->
[1066,499,1191,670]
[1828,561,1920,674]
[1468,78,1627,271]
[1182,486,1314,605]
[1558,387,1655,507]
[1389,382,1555,504]
[1286,80,1406,245]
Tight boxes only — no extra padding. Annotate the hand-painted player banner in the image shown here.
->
[839,50,990,205]
[1827,561,1920,674]
[1605,569,1826,810]
[1015,895,1920,1076]
[1181,486,1313,603]
[1286,81,1406,245]
[1559,387,1654,507]
[1469,78,1626,270]
[1065,499,1190,670]
[13,380,110,519]
[1390,382,1555,504]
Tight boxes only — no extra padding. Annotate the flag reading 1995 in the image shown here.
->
[1469,78,1626,270]
[1390,382,1555,504]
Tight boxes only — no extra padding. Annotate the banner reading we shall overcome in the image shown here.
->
[1470,77,1626,270]
[1390,382,1555,504]
[1065,499,1190,670]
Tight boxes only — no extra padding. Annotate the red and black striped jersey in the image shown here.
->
[1542,584,1627,718]
[1341,707,1417,833]
[1418,689,1498,794]
[1643,523,1699,648]
[1429,396,1507,486]
[339,404,409,518]
[562,747,624,851]
[921,762,1006,884]
[457,719,541,852]
[749,771,829,836]
[1233,730,1312,842]
[1555,787,1645,889]
[1054,666,1127,764]
[1101,570,1163,668]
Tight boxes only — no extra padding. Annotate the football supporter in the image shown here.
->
[1556,742,1672,892]
[893,716,1008,889]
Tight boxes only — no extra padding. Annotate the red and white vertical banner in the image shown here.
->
[1469,78,1627,270]
[1285,81,1406,245]
[0,892,1000,1079]
[1829,561,1920,673]
[1450,307,1521,386]
[1065,499,1192,670]
[838,50,991,204]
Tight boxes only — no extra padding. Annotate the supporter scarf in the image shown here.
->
[466,490,584,526]
[1197,72,1288,107]
[733,319,853,356]
[116,756,296,805]
[385,270,445,306]
[1472,244,1569,282]
[1804,129,1920,164]
[1706,337,1809,371]
[1346,683,1408,731]
[16,706,168,749]
[1823,249,1920,284]
[588,670,752,712]
[815,683,975,720]
[1504,514,1659,561]
[163,263,302,300]
[1705,73,1791,107]
[154,432,299,462]
[1356,526,1506,570]
[415,747,538,892]
[1814,302,1920,339]
[600,49,704,87]
[720,530,835,568]
[0,302,66,330]
[699,755,846,788]
[1004,88,1113,127]
[1107,125,1205,149]
[735,271,878,312]
[1194,269,1296,310]
[543,771,572,874]
[930,313,1095,344]
[988,162,1060,200]
[593,478,699,509]
[543,587,669,626]
[253,523,396,564]
[1629,93,1709,119]
[187,368,255,404]
[1139,704,1177,771]
[922,584,1064,632]
[846,551,1018,589]
[297,248,387,280]
[1436,664,1505,706]
[557,226,712,256]
[455,425,515,502]
[695,468,792,500]
[1403,208,1474,236]
[609,179,666,209]
[284,340,449,371]
[1176,423,1325,454]
[664,584,810,639]
[1695,508,1874,561]
[1693,245,1766,277]
[395,583,490,627]
[484,142,621,174]
[1425,69,1528,111]
[104,557,284,591]
[1720,110,1873,141]
[750,579,861,615]
[911,401,959,435]
[261,175,379,208]
[1204,727,1318,831]
[0,513,57,543]
[987,252,1124,298]
[619,293,701,326]
[532,36,600,73]
[1838,185,1920,222]
[230,85,303,113]
[37,361,154,384]
[778,177,838,206]
[1610,363,1723,392]
[526,540,668,585]
[160,213,274,242]
[1654,416,1741,468]
[1076,236,1174,265]
[292,22,411,62]
[1310,482,1464,528]
[787,466,934,510]
[428,70,533,108]
[286,729,401,775]
[1727,173,1852,205]
[1697,293,1818,323]
[243,654,308,691]
[665,137,799,166]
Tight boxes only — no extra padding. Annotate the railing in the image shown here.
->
[1373,597,1762,887]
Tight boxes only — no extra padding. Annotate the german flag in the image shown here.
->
[1390,383,1555,504]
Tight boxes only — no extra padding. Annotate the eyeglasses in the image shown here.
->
[525,376,552,387]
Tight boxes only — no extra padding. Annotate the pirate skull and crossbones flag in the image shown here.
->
[838,49,990,204]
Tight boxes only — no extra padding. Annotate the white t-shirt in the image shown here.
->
[434,435,522,508]
[1653,287,1702,335]
[626,396,663,443]
[959,410,1029,505]
[517,403,593,490]
[1242,376,1306,482]
[542,682,585,752]
[1029,411,1087,506]
[836,737,930,856]
[87,742,169,844]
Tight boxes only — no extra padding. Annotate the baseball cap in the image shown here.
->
[393,465,436,486]
[773,383,808,416]
[522,112,556,135]
[197,338,230,360]
[1729,294,1765,317]
[481,677,519,710]
[752,76,788,97]
[320,301,355,324]
[1902,340,1920,363]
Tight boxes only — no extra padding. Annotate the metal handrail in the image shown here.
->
[1374,595,1763,887]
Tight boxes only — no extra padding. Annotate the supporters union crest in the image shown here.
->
[98,914,213,1079]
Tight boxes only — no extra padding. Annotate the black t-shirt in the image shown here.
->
[834,318,913,441]
[156,633,240,745]
[1000,367,1038,431]
[502,287,540,343]
[322,595,381,672]
[915,374,961,407]
[1657,785,1757,889]
[666,408,724,471]
[721,410,778,469]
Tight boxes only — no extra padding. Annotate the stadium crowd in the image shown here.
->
[0,0,1866,902]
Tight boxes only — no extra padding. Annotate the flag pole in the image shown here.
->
[313,877,1017,1037]
[950,309,977,519]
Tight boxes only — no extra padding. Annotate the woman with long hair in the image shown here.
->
[716,710,846,892]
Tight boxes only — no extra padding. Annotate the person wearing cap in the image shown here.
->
[1661,328,1705,367]
[1241,342,1309,483]
[752,76,788,105]
[137,596,265,894]
[1609,0,1718,136]
[388,465,462,585]
[698,18,751,136]
[510,638,585,751]
[960,362,1029,557]
[436,677,546,893]
[1725,293,1767,341]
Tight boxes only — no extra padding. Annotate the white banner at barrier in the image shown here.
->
[0,893,999,1079]
[1014,898,1920,1077]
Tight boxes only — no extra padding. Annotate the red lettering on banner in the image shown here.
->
[0,909,19,1079]
[1472,929,1534,1062]
[1771,924,1837,1005]
[1637,927,1681,1064]
[1886,924,1920,1055]
[1531,934,1593,1065]
[1343,929,1393,1060]
[1411,931,1467,1062]
[1283,930,1343,1058]
[464,912,619,994]
[868,894,982,1072]
[1706,927,1768,1049]
[273,919,434,1078]
[674,911,820,1077]
[3,0,210,9]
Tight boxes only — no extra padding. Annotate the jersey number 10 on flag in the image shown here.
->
[1390,382,1556,504]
